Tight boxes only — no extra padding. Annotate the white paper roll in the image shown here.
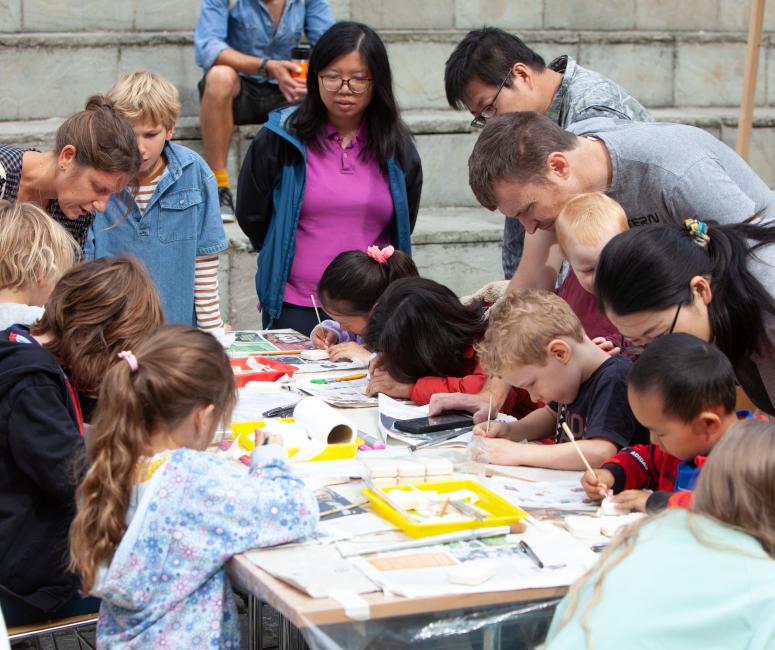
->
[293,396,356,444]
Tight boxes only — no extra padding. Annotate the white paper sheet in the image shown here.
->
[350,523,597,598]
[245,544,379,597]
[488,476,599,512]
[296,376,378,408]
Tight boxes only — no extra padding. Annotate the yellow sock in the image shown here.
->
[214,168,230,189]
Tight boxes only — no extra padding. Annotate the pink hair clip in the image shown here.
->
[366,245,395,265]
[117,350,138,372]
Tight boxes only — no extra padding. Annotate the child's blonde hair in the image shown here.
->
[478,289,584,374]
[0,200,79,292]
[555,192,629,253]
[107,70,180,128]
[70,325,238,592]
[550,420,775,649]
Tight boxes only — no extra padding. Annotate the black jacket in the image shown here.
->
[0,327,84,612]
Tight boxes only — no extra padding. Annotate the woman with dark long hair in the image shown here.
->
[595,217,775,414]
[236,21,423,334]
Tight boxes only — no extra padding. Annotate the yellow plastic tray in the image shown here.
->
[363,479,527,538]
[230,421,360,462]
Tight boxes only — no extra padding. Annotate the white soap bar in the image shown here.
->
[448,561,497,586]
[423,458,454,476]
[373,477,398,488]
[300,349,330,361]
[564,515,601,538]
[397,460,426,477]
[600,513,646,537]
[397,476,425,486]
[598,496,630,517]
[363,459,399,479]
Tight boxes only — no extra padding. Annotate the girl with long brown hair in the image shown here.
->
[0,256,163,626]
[69,325,317,648]
[543,419,775,649]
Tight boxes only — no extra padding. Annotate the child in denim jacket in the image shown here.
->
[86,71,227,330]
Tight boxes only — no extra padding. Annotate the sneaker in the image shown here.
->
[219,186,236,223]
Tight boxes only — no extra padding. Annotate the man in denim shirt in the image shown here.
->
[445,27,651,279]
[194,0,334,221]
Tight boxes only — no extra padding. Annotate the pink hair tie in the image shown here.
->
[117,350,138,373]
[367,245,395,265]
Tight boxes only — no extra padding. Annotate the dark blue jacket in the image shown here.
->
[236,107,422,324]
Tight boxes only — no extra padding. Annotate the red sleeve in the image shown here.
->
[668,490,694,509]
[409,350,488,405]
[500,387,541,420]
[410,372,486,406]
[602,444,661,492]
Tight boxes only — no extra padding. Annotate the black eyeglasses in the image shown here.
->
[622,302,683,356]
[667,302,683,334]
[319,75,372,94]
[470,69,512,129]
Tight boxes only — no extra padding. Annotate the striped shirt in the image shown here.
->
[135,174,163,214]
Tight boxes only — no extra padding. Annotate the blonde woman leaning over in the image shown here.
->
[543,419,775,650]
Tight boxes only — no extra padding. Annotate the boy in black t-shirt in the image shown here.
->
[471,289,648,470]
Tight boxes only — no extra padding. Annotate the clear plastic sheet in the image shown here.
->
[299,597,562,650]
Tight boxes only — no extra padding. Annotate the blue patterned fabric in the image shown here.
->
[92,446,317,648]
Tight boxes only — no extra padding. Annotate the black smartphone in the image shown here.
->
[394,411,474,435]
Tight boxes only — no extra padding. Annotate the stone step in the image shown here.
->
[220,206,505,329]
[3,27,775,120]
[5,0,775,35]
[4,107,775,208]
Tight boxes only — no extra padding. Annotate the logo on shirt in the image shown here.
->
[628,213,661,227]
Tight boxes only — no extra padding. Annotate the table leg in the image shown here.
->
[280,613,308,650]
[482,623,501,650]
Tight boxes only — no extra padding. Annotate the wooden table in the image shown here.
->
[226,372,574,649]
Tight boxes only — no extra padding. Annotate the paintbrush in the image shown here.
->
[561,422,596,480]
[485,393,493,435]
[310,294,322,326]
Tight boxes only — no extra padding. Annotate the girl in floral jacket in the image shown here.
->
[69,325,317,648]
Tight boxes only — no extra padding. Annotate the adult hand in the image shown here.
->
[580,468,615,501]
[592,337,621,356]
[472,420,507,439]
[429,392,493,424]
[266,60,307,103]
[365,368,413,398]
[311,325,337,349]
[612,489,652,513]
[328,342,371,364]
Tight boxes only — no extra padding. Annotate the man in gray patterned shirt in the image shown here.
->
[445,28,651,278]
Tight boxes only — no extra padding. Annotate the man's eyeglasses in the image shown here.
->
[319,75,372,94]
[621,302,683,356]
[471,69,512,129]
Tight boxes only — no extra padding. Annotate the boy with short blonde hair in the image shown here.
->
[473,289,647,470]
[86,70,227,331]
[555,192,628,295]
[0,200,79,329]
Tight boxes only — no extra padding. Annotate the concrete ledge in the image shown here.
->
[8,107,775,146]
[1,29,772,48]
[6,107,775,206]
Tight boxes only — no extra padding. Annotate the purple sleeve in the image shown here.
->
[319,319,363,344]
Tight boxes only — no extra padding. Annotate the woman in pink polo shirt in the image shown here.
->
[236,21,423,335]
